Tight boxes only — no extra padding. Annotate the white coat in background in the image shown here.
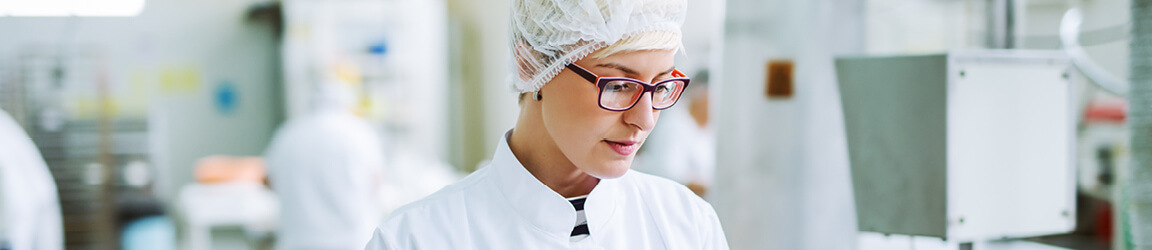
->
[265,84,385,250]
[365,130,729,250]
[0,110,63,250]
[634,105,715,187]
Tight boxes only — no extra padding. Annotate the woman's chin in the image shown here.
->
[581,158,632,179]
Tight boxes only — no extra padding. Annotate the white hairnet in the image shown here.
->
[509,0,687,93]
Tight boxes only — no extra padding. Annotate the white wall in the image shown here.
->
[446,0,518,171]
[864,0,987,54]
[710,0,862,249]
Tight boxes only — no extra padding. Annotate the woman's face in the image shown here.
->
[539,49,677,179]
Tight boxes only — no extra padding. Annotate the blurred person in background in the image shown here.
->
[264,67,385,249]
[365,0,728,248]
[0,109,64,250]
[633,70,714,197]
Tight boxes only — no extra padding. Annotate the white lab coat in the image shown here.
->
[265,88,385,250]
[0,110,64,250]
[365,130,729,250]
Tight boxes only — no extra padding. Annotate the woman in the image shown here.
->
[365,0,728,248]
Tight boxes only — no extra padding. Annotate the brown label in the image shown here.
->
[766,60,794,98]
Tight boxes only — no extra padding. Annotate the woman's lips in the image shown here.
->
[604,140,639,156]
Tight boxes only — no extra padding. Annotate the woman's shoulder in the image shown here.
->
[620,170,715,212]
[618,170,725,245]
[379,166,493,224]
[369,167,497,248]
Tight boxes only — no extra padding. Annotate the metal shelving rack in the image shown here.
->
[1,48,158,250]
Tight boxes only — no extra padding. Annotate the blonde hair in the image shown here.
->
[588,30,682,59]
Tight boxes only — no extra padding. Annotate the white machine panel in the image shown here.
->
[837,50,1076,242]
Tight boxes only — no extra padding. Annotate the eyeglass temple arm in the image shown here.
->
[565,63,599,83]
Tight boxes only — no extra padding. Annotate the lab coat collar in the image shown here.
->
[491,129,620,240]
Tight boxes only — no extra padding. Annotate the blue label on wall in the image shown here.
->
[215,81,238,115]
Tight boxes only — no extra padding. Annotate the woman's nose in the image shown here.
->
[622,92,657,131]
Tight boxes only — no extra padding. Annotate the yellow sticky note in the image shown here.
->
[159,66,201,94]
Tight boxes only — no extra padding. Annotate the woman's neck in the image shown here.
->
[508,109,599,198]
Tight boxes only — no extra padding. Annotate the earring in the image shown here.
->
[533,91,543,101]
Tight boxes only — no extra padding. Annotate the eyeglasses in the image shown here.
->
[565,63,690,111]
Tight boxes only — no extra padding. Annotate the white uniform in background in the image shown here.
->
[265,85,385,250]
[365,130,729,250]
[634,106,715,188]
[0,110,64,250]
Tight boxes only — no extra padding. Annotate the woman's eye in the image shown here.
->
[606,83,631,92]
[655,85,671,93]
